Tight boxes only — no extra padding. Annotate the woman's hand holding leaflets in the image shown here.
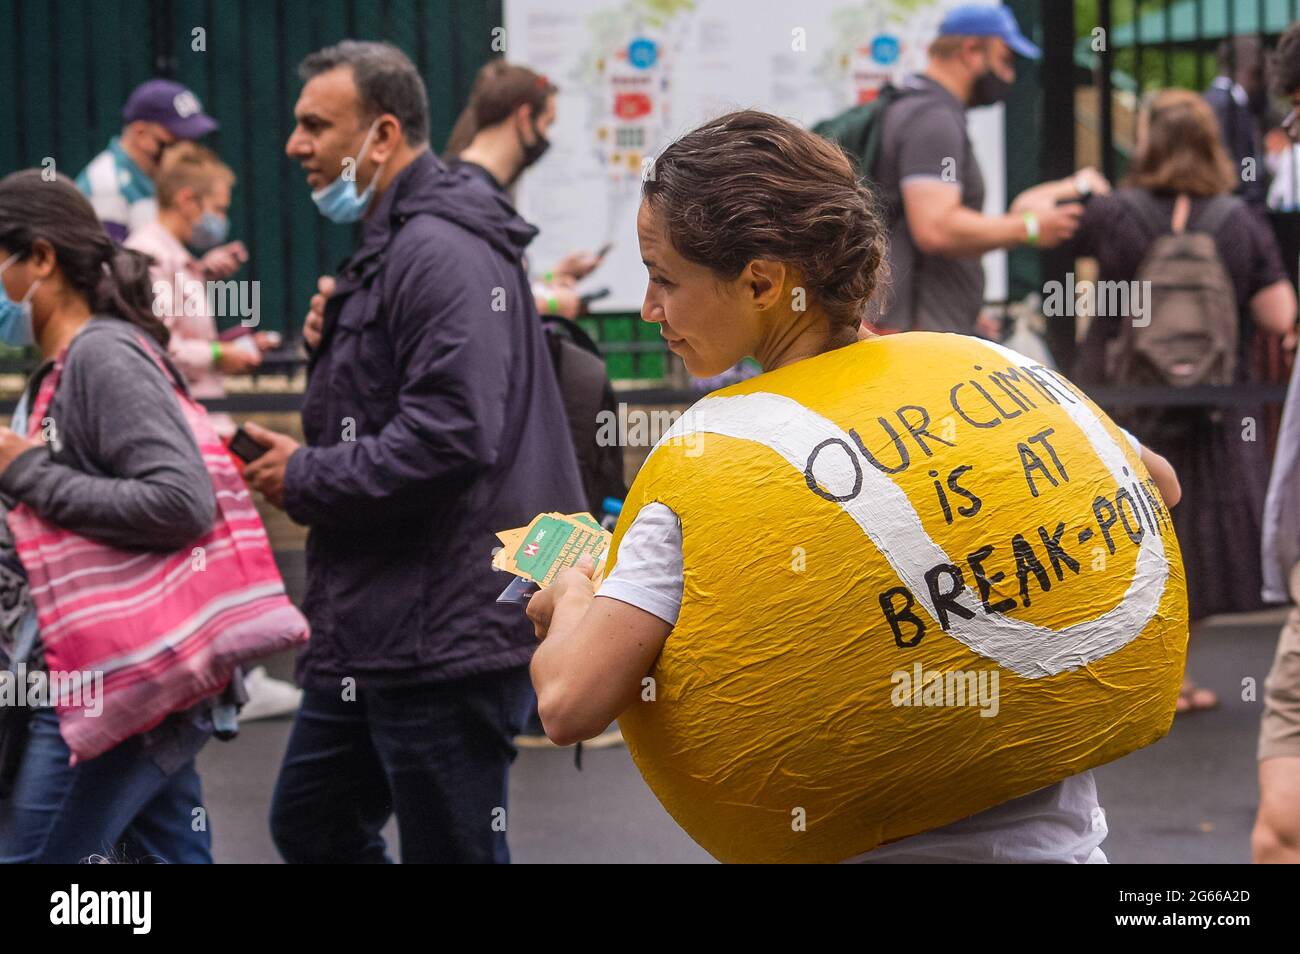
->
[526,553,598,641]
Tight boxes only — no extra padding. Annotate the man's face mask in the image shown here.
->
[146,127,175,170]
[511,110,551,184]
[312,120,384,224]
[969,49,1013,108]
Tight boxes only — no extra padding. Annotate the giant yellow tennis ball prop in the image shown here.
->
[607,332,1187,863]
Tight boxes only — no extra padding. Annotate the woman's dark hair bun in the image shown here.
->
[642,109,887,333]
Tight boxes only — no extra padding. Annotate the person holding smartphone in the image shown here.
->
[442,62,626,746]
[125,143,278,439]
[443,60,608,320]
[250,41,585,863]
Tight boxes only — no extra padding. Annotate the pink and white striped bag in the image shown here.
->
[5,334,309,762]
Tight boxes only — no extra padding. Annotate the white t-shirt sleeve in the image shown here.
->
[598,501,684,626]
[1120,427,1141,456]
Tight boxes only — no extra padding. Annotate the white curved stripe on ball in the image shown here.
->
[650,342,1168,678]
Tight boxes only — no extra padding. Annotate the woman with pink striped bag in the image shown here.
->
[0,171,306,863]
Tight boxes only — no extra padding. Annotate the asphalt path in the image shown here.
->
[198,610,1284,863]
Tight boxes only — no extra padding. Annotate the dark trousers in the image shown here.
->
[270,665,532,864]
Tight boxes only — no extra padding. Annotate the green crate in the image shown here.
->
[580,313,668,382]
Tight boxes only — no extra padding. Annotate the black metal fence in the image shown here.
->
[1040,0,1299,390]
[6,1,1297,414]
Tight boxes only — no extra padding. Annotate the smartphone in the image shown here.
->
[496,575,540,605]
[228,425,269,464]
[579,287,612,308]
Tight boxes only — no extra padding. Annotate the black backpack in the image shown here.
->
[812,85,913,219]
[541,317,627,516]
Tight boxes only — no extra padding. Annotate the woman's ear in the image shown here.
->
[26,238,57,279]
[745,259,789,312]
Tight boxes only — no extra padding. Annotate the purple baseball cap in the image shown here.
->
[122,79,219,139]
[938,4,1042,59]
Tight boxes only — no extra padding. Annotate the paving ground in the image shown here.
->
[197,606,1286,863]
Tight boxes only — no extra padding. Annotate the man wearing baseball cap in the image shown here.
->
[74,79,220,244]
[870,3,1103,335]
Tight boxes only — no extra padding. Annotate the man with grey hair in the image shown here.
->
[244,41,585,863]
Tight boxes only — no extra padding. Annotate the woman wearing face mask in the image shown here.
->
[125,144,274,440]
[0,170,220,863]
[445,60,602,320]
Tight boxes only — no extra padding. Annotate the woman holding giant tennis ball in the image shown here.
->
[527,110,1188,864]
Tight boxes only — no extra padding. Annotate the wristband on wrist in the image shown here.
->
[1021,210,1040,247]
[545,295,559,315]
[211,341,223,363]
[542,270,554,283]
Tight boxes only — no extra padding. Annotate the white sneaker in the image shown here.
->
[239,667,302,721]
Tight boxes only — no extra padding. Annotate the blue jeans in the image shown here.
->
[270,666,532,863]
[0,708,213,863]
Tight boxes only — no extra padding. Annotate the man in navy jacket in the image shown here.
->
[245,41,585,863]
[1203,37,1268,207]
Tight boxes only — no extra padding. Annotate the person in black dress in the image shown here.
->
[1059,89,1297,712]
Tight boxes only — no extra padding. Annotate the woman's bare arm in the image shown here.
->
[1141,445,1180,509]
[1251,279,1297,337]
[528,561,673,745]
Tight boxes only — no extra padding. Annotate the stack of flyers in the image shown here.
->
[492,512,611,604]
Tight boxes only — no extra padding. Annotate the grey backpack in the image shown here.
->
[1106,190,1239,388]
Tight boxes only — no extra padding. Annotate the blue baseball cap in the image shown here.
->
[122,79,219,140]
[938,4,1042,60]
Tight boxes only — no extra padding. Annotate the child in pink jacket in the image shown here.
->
[125,143,275,436]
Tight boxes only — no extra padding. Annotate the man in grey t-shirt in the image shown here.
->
[872,4,1094,333]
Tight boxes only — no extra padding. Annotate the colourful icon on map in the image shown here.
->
[628,37,658,69]
[615,92,653,119]
[871,34,900,65]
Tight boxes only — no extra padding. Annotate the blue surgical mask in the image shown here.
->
[312,122,383,224]
[190,211,230,252]
[0,253,39,348]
